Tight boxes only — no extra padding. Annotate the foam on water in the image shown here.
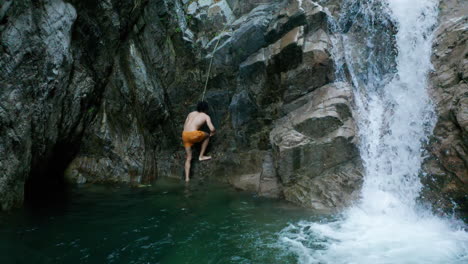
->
[278,0,468,263]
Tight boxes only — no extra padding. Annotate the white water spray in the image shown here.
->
[279,0,468,263]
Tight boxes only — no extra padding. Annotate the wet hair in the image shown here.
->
[196,101,209,113]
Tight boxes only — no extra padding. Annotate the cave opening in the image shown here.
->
[24,141,80,209]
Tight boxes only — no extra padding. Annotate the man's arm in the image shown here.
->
[206,115,216,136]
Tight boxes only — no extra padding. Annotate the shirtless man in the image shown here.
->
[182,101,216,182]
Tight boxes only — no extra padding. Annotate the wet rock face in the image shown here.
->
[0,0,145,208]
[271,83,362,210]
[1,0,364,211]
[0,0,78,209]
[422,0,468,217]
[63,1,176,185]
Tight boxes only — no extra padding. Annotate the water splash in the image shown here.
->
[278,0,468,263]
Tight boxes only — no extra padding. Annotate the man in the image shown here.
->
[182,101,216,182]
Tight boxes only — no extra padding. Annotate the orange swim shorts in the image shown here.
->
[182,130,206,147]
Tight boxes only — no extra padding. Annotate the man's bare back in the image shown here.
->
[183,111,215,132]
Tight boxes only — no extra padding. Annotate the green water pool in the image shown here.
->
[0,178,322,264]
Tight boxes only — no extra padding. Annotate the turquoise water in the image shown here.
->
[0,179,321,264]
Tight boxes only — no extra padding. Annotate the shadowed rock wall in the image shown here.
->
[0,0,149,208]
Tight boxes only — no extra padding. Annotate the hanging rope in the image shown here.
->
[201,26,228,101]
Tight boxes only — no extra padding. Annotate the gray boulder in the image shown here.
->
[271,82,363,210]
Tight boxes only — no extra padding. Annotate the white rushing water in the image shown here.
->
[279,0,468,263]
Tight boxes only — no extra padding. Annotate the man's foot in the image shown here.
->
[199,156,212,161]
[185,177,190,182]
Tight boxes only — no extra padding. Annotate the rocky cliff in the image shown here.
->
[1,0,153,208]
[1,0,363,211]
[1,0,466,216]
[422,0,468,217]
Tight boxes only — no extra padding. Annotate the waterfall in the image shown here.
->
[278,0,468,263]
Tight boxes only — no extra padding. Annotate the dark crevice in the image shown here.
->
[24,141,79,208]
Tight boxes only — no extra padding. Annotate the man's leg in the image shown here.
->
[184,146,192,182]
[199,133,211,161]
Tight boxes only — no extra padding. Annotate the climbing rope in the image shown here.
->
[201,26,229,101]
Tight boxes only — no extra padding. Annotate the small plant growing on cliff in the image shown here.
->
[87,107,96,115]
